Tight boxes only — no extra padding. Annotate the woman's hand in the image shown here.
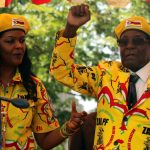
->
[66,101,87,133]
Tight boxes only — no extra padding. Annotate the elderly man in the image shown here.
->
[50,4,150,150]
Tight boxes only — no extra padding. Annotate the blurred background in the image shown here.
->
[0,0,150,149]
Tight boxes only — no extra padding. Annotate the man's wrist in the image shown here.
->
[63,24,78,38]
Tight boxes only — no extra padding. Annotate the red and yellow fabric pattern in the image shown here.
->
[0,70,59,150]
[50,31,150,150]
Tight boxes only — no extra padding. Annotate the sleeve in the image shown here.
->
[32,78,59,133]
[50,30,104,98]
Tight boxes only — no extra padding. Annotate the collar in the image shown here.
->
[0,68,22,87]
[135,62,150,83]
[12,68,22,82]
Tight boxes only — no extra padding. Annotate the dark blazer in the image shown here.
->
[68,112,96,150]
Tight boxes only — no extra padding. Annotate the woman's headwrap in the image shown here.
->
[0,13,30,34]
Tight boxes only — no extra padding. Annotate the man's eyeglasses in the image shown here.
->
[117,37,149,47]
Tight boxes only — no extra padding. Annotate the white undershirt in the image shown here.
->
[133,62,150,100]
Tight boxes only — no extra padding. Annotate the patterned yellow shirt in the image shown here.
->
[0,70,59,150]
[50,31,150,150]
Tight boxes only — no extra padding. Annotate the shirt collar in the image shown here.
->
[12,68,22,82]
[135,62,150,83]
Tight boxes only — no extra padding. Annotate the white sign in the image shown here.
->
[107,0,130,8]
[68,0,85,4]
[0,0,5,7]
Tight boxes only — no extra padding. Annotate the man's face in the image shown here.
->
[118,30,150,72]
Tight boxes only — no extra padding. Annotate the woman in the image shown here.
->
[0,13,87,150]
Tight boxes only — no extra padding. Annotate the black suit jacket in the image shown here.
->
[68,112,96,150]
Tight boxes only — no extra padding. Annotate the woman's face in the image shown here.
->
[0,30,26,67]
